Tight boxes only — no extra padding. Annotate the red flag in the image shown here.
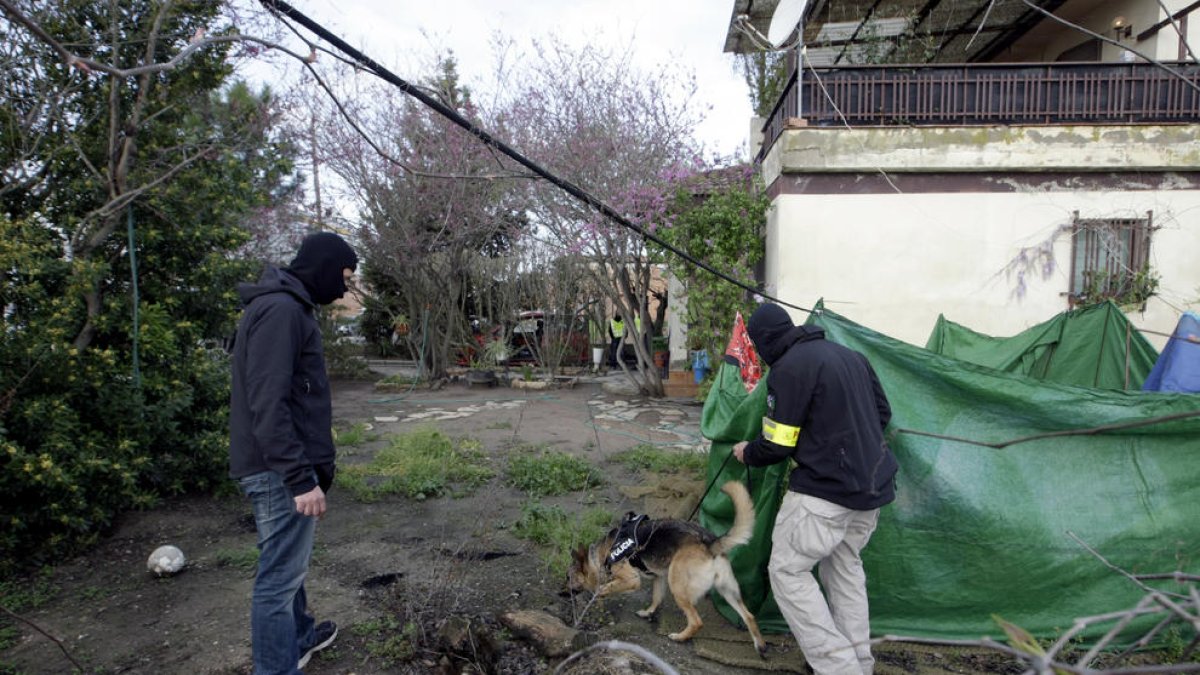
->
[724,311,762,393]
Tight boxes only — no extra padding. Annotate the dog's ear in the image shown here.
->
[571,544,587,564]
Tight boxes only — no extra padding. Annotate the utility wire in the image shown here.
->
[258,0,811,315]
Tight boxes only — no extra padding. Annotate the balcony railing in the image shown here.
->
[760,62,1200,155]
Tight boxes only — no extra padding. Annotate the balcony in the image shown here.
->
[760,61,1200,157]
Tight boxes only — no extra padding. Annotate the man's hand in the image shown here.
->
[294,485,326,517]
[732,441,748,464]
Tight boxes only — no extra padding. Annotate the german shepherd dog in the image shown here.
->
[567,481,766,655]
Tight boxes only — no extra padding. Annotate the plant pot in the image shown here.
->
[653,350,669,378]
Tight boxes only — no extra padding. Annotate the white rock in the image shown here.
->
[147,545,186,576]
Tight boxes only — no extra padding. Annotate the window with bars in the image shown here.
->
[1067,211,1156,308]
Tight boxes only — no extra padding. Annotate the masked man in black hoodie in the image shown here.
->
[229,232,357,674]
[732,303,897,675]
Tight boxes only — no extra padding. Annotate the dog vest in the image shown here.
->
[607,512,649,572]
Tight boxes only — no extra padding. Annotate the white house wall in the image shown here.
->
[761,125,1200,350]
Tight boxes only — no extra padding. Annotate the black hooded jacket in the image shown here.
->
[228,267,336,495]
[742,305,897,510]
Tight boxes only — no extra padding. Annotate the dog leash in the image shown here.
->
[686,445,753,522]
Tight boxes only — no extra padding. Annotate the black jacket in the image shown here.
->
[742,324,897,510]
[228,267,335,495]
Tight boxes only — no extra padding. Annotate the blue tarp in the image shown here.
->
[1143,312,1200,393]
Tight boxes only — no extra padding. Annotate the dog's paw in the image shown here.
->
[635,608,655,620]
[667,631,690,642]
[754,642,769,659]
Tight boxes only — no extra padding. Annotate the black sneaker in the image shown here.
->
[298,620,338,669]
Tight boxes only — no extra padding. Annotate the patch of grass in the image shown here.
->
[337,426,493,501]
[484,420,512,430]
[611,444,706,478]
[0,569,57,612]
[375,374,422,391]
[513,500,613,578]
[334,422,373,448]
[1160,624,1189,663]
[351,616,416,666]
[505,446,602,497]
[335,469,373,501]
[0,623,19,652]
[214,545,260,570]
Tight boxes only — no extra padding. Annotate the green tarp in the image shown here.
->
[700,304,1200,643]
[924,300,1158,390]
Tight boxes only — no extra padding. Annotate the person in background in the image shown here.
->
[229,231,357,674]
[608,312,626,369]
[732,302,897,675]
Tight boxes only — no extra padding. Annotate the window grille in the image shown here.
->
[1067,211,1154,307]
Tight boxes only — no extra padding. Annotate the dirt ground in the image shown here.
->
[0,370,1028,675]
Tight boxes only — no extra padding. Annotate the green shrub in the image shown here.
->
[336,427,493,501]
[0,340,235,575]
[505,447,602,497]
[0,49,297,574]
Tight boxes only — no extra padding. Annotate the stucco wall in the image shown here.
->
[761,124,1200,350]
[765,189,1200,350]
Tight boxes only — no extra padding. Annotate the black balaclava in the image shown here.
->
[286,232,358,306]
[747,302,796,366]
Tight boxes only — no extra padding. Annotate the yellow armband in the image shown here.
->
[762,417,800,447]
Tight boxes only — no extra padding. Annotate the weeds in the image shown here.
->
[513,501,612,578]
[611,444,706,477]
[351,616,416,666]
[367,545,491,670]
[337,426,493,501]
[0,570,57,612]
[214,545,260,570]
[505,446,602,497]
[0,624,17,652]
[334,422,373,448]
[375,374,422,391]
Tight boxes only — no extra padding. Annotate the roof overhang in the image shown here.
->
[725,0,1075,64]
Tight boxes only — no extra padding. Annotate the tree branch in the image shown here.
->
[0,604,85,672]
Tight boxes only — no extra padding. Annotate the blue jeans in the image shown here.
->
[239,471,317,675]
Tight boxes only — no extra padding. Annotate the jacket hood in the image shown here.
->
[285,231,358,306]
[237,267,314,308]
[747,303,825,365]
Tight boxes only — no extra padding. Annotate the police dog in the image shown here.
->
[567,481,766,655]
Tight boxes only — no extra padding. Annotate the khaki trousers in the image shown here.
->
[768,492,880,675]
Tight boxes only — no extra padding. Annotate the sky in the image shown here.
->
[271,0,756,158]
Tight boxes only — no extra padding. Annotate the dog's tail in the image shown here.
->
[710,481,756,556]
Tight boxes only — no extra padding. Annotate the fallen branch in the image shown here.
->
[0,604,85,672]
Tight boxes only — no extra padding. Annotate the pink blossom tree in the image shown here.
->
[495,37,709,395]
[321,54,530,378]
